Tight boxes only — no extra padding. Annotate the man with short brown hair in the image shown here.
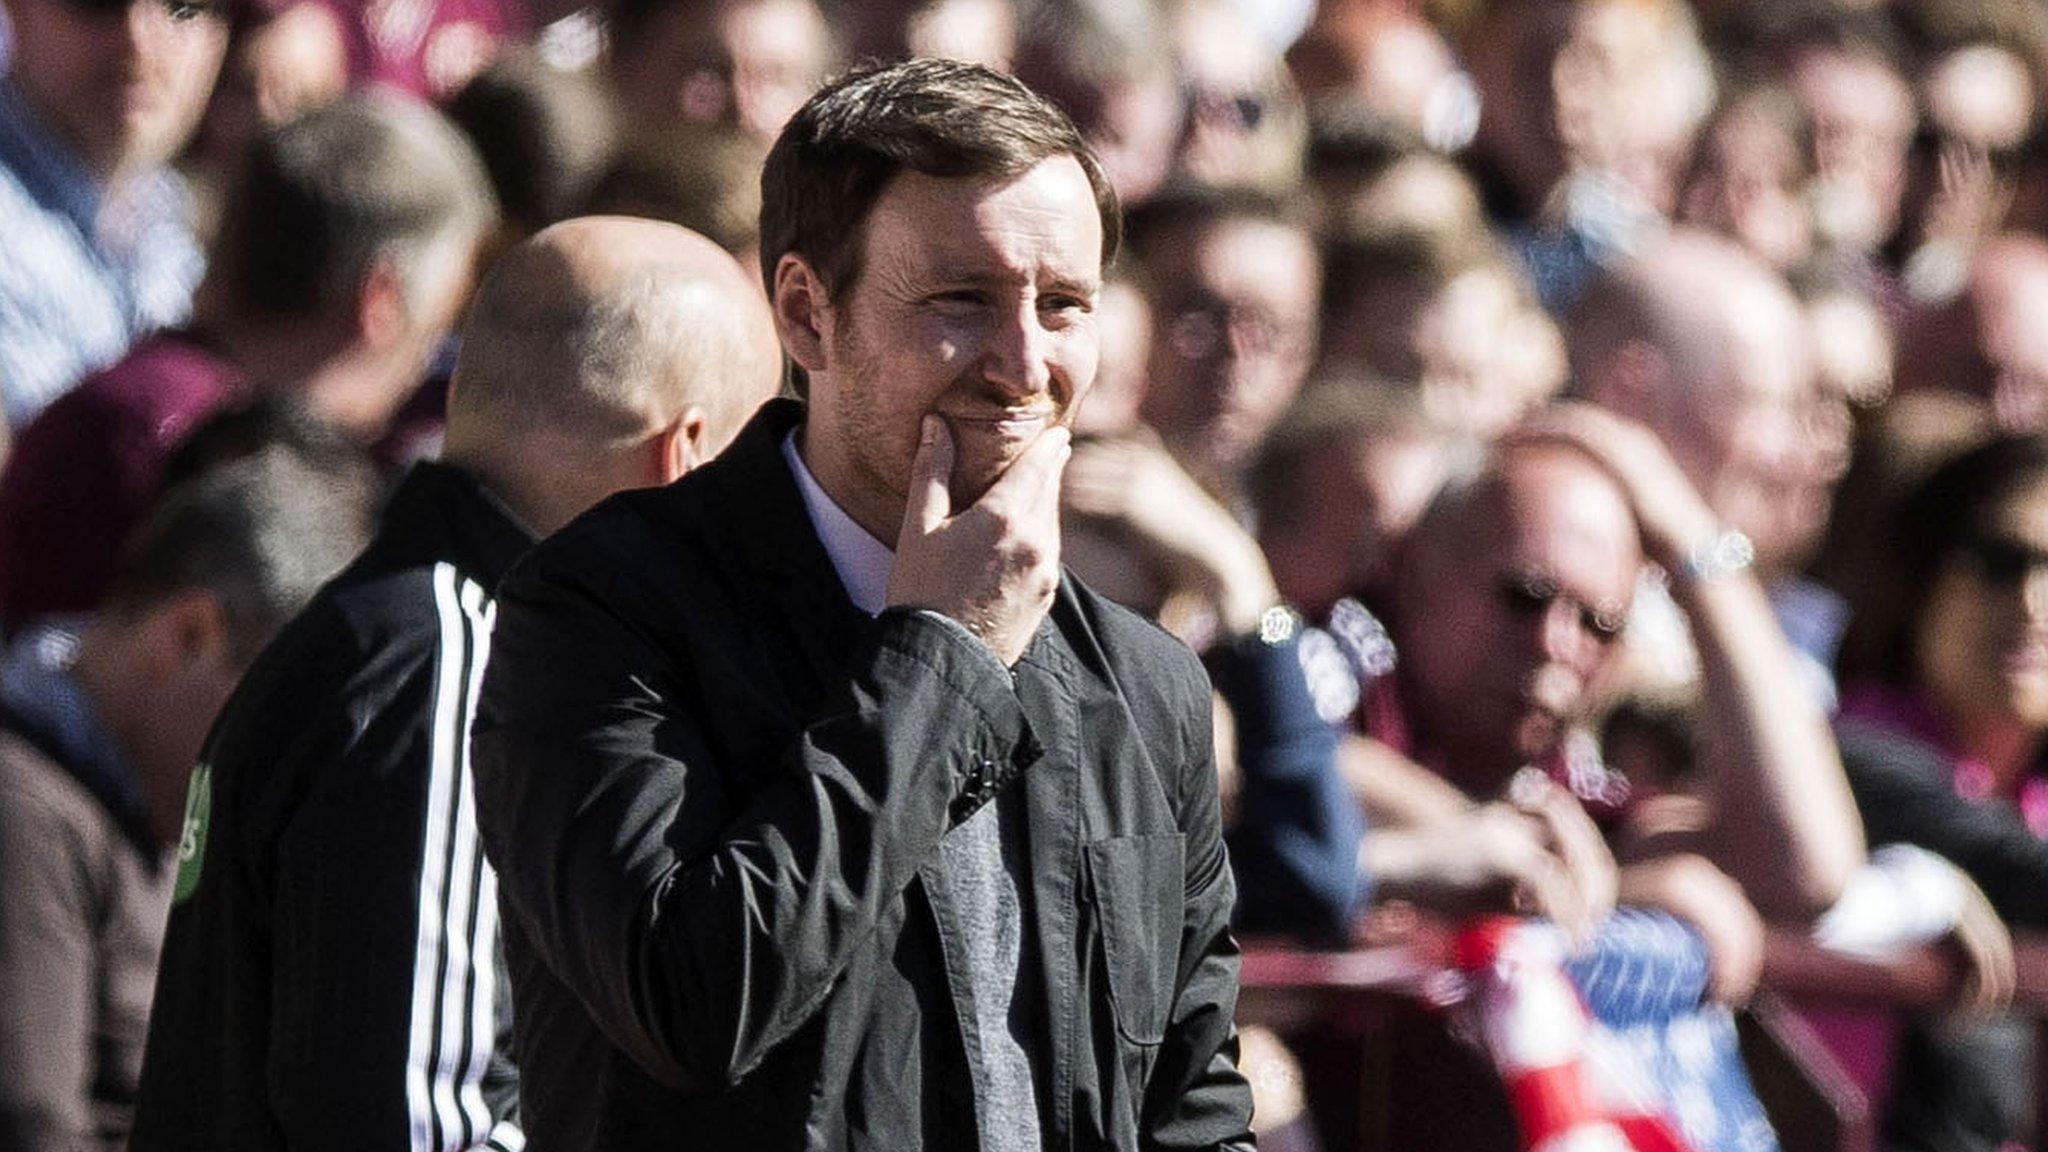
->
[472,59,1256,1150]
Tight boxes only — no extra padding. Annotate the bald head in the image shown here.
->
[1570,230,1827,567]
[1394,442,1642,787]
[1571,230,1807,406]
[447,217,782,532]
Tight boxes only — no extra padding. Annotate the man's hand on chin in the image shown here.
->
[886,415,1072,666]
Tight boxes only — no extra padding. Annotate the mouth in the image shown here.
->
[2002,636,2048,676]
[944,408,1057,440]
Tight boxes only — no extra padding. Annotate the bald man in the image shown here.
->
[1897,233,2048,432]
[132,218,781,1152]
[1569,229,1843,579]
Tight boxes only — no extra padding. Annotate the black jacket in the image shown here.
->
[132,463,527,1152]
[470,399,1255,1151]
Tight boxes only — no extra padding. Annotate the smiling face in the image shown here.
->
[1917,469,2048,742]
[795,156,1104,540]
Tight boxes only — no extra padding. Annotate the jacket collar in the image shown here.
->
[699,398,874,683]
[378,461,536,591]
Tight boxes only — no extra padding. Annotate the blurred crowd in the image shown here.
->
[5,0,2048,1147]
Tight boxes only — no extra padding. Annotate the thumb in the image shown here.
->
[902,415,954,536]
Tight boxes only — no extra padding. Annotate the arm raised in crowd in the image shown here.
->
[1516,404,1864,921]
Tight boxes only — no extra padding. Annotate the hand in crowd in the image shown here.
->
[1618,853,1766,1005]
[886,418,1069,666]
[1061,432,1278,636]
[1508,403,1720,573]
[1947,868,2019,1018]
[1360,787,1617,947]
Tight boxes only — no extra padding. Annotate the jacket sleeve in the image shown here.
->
[265,585,521,1152]
[1212,629,1368,944]
[469,561,1036,1093]
[1838,722,2048,929]
[1140,649,1258,1152]
[0,782,102,1151]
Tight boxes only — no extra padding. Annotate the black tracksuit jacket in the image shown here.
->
[131,463,529,1152]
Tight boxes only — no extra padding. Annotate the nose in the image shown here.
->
[983,303,1053,399]
[2024,566,2048,623]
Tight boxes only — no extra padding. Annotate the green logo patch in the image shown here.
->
[172,761,211,904]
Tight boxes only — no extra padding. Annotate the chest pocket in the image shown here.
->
[1085,832,1186,1045]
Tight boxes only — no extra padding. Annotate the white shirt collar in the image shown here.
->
[781,429,895,617]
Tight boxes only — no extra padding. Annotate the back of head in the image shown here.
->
[444,50,619,238]
[1568,228,1796,405]
[759,57,1119,297]
[105,436,381,661]
[448,216,780,461]
[207,93,498,323]
[582,123,768,258]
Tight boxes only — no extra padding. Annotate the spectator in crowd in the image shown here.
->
[1165,0,1309,197]
[1895,232,2048,430]
[1570,232,1851,653]
[0,95,495,634]
[1361,418,1864,1150]
[469,59,1256,1150]
[1677,82,1816,273]
[1252,380,1468,622]
[1131,188,1321,502]
[0,0,228,427]
[1286,0,1478,154]
[1769,7,1917,274]
[1303,119,1488,250]
[1465,0,1715,310]
[131,215,782,1150]
[1320,230,1566,440]
[1012,0,1183,207]
[581,123,767,260]
[0,441,378,1151]
[444,49,619,251]
[183,1,348,224]
[1833,433,2048,1152]
[606,0,834,146]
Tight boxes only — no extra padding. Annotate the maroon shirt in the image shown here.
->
[0,330,244,631]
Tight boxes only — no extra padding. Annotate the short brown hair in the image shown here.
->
[758,57,1120,297]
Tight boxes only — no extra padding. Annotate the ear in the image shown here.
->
[771,254,833,374]
[657,405,710,482]
[150,590,239,679]
[355,257,410,351]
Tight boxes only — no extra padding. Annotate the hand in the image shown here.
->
[1511,773,1619,937]
[1618,854,1766,1005]
[1945,868,2017,1018]
[1508,403,1719,571]
[886,417,1070,666]
[1363,799,1615,946]
[1062,434,1277,633]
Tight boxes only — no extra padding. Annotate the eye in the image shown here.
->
[927,289,987,314]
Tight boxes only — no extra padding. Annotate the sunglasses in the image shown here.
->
[59,0,222,22]
[1496,571,1627,644]
[1961,535,2048,588]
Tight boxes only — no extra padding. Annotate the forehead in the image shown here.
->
[1492,455,1642,603]
[1156,216,1317,302]
[857,157,1104,288]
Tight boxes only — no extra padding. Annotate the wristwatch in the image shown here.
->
[1680,527,1754,582]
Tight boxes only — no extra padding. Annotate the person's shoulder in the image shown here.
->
[0,728,116,865]
[1832,714,1951,782]
[503,471,722,610]
[1059,575,1208,705]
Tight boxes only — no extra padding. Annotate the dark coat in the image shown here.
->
[131,464,528,1152]
[470,398,1255,1151]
